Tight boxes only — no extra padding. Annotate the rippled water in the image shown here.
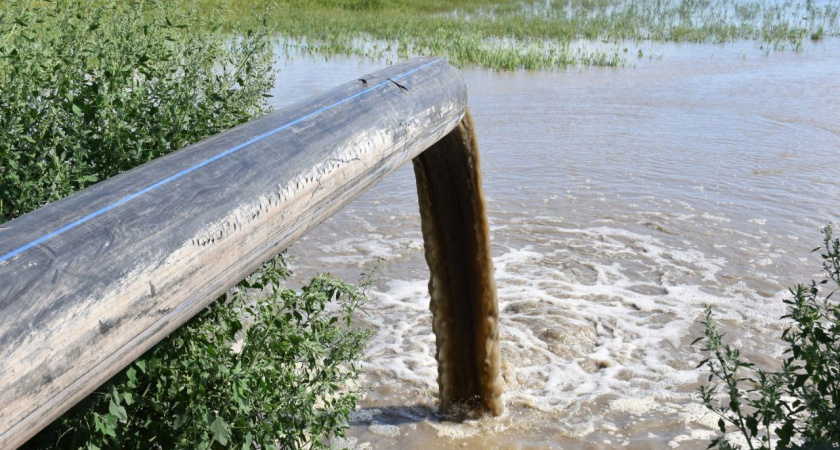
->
[268,40,840,448]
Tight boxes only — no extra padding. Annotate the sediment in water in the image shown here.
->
[412,108,504,416]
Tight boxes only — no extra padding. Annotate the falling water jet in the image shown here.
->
[413,108,504,416]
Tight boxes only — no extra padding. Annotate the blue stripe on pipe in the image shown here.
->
[0,58,443,264]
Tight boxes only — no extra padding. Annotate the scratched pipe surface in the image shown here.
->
[0,57,466,448]
[413,109,504,416]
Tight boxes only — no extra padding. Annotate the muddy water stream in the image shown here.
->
[269,40,840,448]
[413,109,504,416]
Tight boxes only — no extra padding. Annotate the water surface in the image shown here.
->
[269,40,840,448]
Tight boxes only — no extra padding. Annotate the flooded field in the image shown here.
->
[270,40,840,448]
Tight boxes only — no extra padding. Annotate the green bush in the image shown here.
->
[26,257,373,449]
[0,0,274,222]
[694,226,840,449]
[3,1,372,447]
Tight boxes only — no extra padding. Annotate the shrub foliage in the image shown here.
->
[3,1,372,447]
[695,226,840,449]
[27,258,372,449]
[0,0,274,222]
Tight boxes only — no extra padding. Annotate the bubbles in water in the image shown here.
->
[282,39,840,448]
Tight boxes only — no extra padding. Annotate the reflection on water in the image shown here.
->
[270,40,840,448]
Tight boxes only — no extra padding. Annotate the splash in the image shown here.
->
[412,109,503,415]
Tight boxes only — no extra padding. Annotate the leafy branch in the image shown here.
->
[27,255,373,449]
[695,225,840,449]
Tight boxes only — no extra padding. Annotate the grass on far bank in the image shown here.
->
[197,0,840,69]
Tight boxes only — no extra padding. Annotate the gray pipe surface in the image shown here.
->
[0,57,466,448]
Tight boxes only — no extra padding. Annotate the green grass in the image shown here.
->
[197,0,840,69]
[4,0,836,69]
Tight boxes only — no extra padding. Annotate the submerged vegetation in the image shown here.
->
[694,226,840,449]
[195,0,840,69]
[2,0,371,446]
[3,0,835,72]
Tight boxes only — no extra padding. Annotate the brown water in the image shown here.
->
[413,109,503,416]
[269,39,840,448]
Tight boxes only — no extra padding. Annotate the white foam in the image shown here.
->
[354,222,793,434]
[610,397,658,414]
[423,421,481,439]
[681,403,720,429]
[369,424,401,437]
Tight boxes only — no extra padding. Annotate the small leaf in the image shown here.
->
[230,319,243,336]
[745,416,758,437]
[77,174,98,184]
[109,399,128,422]
[97,414,118,437]
[814,327,832,343]
[210,415,230,445]
[174,413,188,429]
[777,421,794,446]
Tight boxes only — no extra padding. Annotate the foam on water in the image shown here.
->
[275,40,840,448]
[297,201,822,447]
[330,219,796,447]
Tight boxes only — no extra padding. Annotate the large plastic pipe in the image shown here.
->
[0,57,466,448]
